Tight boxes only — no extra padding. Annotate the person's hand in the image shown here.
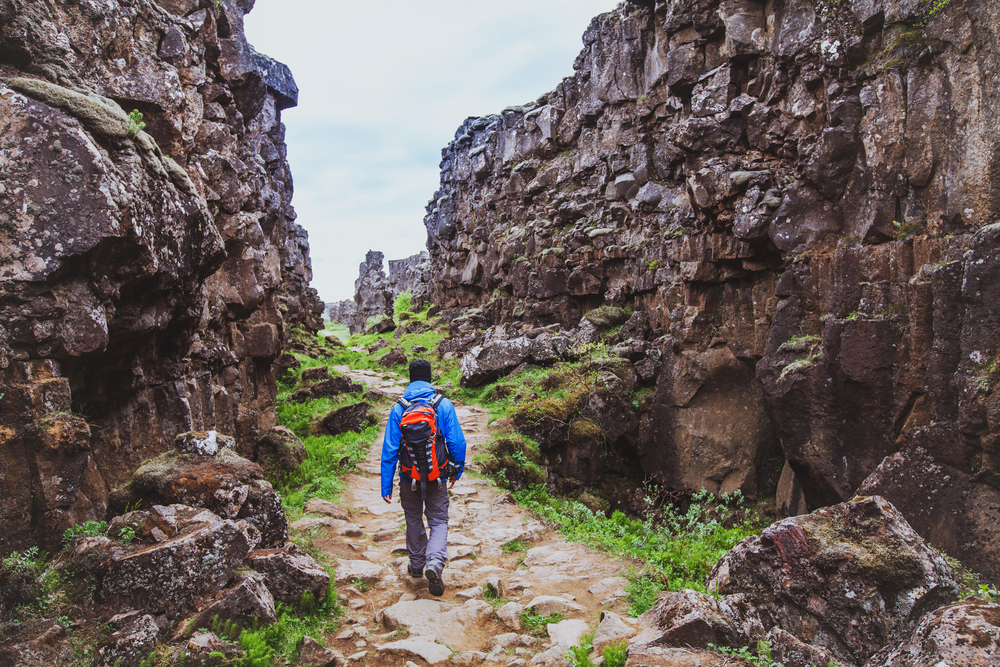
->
[448,478,457,489]
[383,494,392,504]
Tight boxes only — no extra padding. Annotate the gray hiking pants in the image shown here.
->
[399,478,449,573]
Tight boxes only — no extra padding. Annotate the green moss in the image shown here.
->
[585,305,629,329]
[481,435,545,491]
[567,419,602,444]
[8,77,130,140]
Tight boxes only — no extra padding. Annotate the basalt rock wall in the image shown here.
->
[424,0,1000,581]
[0,0,323,554]
[330,250,433,333]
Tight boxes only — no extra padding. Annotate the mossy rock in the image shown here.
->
[568,419,603,444]
[585,305,629,329]
[481,436,545,491]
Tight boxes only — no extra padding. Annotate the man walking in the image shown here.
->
[381,359,466,596]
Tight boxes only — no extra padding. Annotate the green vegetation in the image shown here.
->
[602,641,628,667]
[707,640,780,667]
[780,351,824,379]
[393,290,413,319]
[126,109,145,139]
[62,521,108,548]
[511,487,767,601]
[519,608,565,637]
[501,539,529,554]
[565,631,595,667]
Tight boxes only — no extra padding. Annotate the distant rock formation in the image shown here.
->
[0,0,323,553]
[329,250,432,333]
[421,0,1000,583]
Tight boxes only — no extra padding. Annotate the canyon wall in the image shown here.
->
[0,0,323,553]
[329,250,432,333]
[423,0,1000,581]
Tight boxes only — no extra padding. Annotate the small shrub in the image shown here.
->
[393,291,413,319]
[625,576,661,617]
[519,608,565,637]
[602,641,628,667]
[62,521,108,549]
[565,632,595,667]
[481,435,545,491]
[501,539,529,554]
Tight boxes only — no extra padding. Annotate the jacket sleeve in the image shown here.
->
[440,398,467,479]
[381,403,403,497]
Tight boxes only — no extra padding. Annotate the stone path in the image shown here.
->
[290,367,639,666]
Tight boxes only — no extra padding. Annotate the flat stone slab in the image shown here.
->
[381,599,494,651]
[303,498,350,521]
[290,517,363,537]
[378,636,452,665]
[526,595,584,615]
[469,520,545,545]
[547,619,591,649]
[334,559,384,585]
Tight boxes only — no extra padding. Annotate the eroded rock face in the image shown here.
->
[108,436,288,547]
[0,0,322,555]
[707,496,958,665]
[98,505,260,619]
[415,0,1000,579]
[864,601,1000,667]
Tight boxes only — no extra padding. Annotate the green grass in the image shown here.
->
[602,641,628,667]
[519,608,565,637]
[501,539,529,554]
[512,487,767,602]
[565,631,595,667]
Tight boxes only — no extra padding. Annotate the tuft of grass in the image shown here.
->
[624,575,661,616]
[501,539,529,554]
[62,521,108,549]
[519,608,565,637]
[565,631,595,667]
[602,641,628,667]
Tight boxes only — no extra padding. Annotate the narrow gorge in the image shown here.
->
[4,0,1000,666]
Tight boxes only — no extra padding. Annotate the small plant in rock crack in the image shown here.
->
[519,608,564,637]
[501,539,528,554]
[350,578,369,593]
[126,109,145,139]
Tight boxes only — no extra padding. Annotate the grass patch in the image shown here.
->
[519,608,565,637]
[512,487,767,601]
[602,641,628,667]
[501,539,529,554]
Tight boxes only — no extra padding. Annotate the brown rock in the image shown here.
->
[95,613,159,667]
[379,347,409,368]
[185,570,276,634]
[98,506,260,618]
[299,636,346,667]
[303,498,351,521]
[108,446,288,547]
[311,376,363,398]
[321,402,375,435]
[245,543,331,607]
[255,426,307,478]
[631,589,739,649]
[301,367,333,384]
[171,631,243,666]
[707,496,959,665]
[864,601,1000,667]
[0,619,74,667]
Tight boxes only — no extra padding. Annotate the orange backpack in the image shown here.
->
[398,395,450,498]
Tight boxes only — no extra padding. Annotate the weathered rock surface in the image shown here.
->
[185,570,277,633]
[95,613,159,667]
[413,0,1000,582]
[97,505,260,618]
[245,543,330,606]
[254,425,308,478]
[0,0,322,555]
[864,601,1000,667]
[321,402,376,435]
[381,599,496,651]
[331,250,433,333]
[0,619,74,667]
[108,435,287,547]
[171,631,244,667]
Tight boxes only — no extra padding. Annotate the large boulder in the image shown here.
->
[108,431,288,547]
[245,543,330,607]
[707,496,959,665]
[0,619,74,667]
[864,601,1000,666]
[97,505,260,619]
[631,589,742,649]
[254,426,307,479]
[459,337,535,386]
[321,402,375,435]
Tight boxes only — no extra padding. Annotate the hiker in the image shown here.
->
[381,359,467,596]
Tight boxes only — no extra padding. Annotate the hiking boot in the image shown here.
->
[426,566,444,596]
[408,565,423,579]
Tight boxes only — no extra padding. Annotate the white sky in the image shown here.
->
[244,0,622,303]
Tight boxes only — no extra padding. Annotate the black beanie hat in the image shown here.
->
[409,359,432,383]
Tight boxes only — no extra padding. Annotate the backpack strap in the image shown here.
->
[429,394,444,409]
[397,397,412,410]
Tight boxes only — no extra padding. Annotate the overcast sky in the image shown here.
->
[243,0,621,303]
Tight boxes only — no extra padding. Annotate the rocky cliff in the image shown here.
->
[329,250,433,333]
[0,0,323,554]
[423,0,1000,582]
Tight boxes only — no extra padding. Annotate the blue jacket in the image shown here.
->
[380,381,467,497]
